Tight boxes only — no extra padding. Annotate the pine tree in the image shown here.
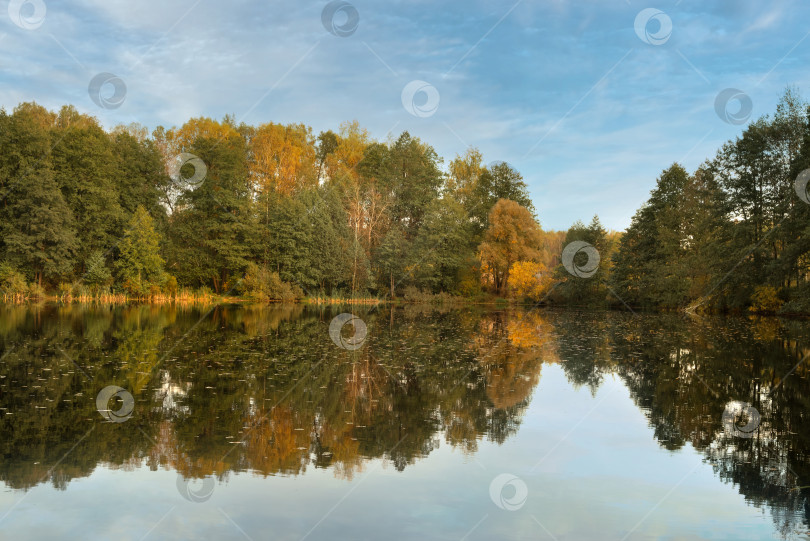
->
[611,164,689,307]
[554,216,609,306]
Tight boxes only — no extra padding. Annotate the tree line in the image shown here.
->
[572,87,810,315]
[485,86,810,316]
[0,103,553,302]
[2,88,810,313]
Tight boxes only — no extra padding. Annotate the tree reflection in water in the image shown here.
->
[0,304,807,535]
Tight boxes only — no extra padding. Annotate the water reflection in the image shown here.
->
[0,304,808,537]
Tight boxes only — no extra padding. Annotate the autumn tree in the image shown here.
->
[507,261,553,302]
[446,148,484,211]
[250,122,318,198]
[478,199,543,293]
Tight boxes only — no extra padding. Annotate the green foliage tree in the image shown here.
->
[6,92,810,312]
[380,132,443,237]
[376,225,410,298]
[0,104,77,287]
[555,216,611,306]
[168,131,258,292]
[411,198,474,293]
[111,125,171,227]
[51,106,125,264]
[84,250,112,292]
[304,186,354,293]
[116,206,166,294]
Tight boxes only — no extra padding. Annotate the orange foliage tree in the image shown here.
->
[249,122,318,198]
[507,260,553,301]
[477,199,543,294]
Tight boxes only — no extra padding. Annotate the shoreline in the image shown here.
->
[2,295,807,319]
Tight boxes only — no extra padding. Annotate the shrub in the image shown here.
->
[27,282,45,299]
[457,276,482,298]
[240,263,303,302]
[507,261,553,302]
[149,283,162,297]
[403,286,424,302]
[779,282,810,315]
[0,263,28,298]
[432,291,454,305]
[122,277,165,298]
[71,281,90,298]
[164,275,178,297]
[750,285,783,313]
[57,282,73,298]
[197,286,213,298]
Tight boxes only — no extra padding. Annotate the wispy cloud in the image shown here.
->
[1,0,808,230]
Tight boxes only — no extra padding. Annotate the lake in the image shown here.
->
[0,303,807,540]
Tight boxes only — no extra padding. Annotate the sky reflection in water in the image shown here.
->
[0,304,807,540]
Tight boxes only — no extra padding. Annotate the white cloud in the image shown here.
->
[2,0,810,229]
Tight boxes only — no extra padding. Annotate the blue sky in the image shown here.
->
[1,0,809,231]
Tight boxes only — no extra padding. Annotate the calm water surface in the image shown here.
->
[0,304,808,540]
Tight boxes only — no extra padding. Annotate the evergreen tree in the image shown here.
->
[84,250,112,292]
[555,216,610,306]
[376,225,410,298]
[611,164,689,307]
[305,186,353,293]
[116,206,166,294]
[264,194,316,292]
[168,131,258,292]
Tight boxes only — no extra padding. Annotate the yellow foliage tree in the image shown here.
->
[507,260,553,301]
[446,147,484,208]
[166,117,239,153]
[750,285,783,313]
[323,120,369,182]
[249,122,317,197]
[477,199,543,293]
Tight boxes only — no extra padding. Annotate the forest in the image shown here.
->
[0,87,809,314]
